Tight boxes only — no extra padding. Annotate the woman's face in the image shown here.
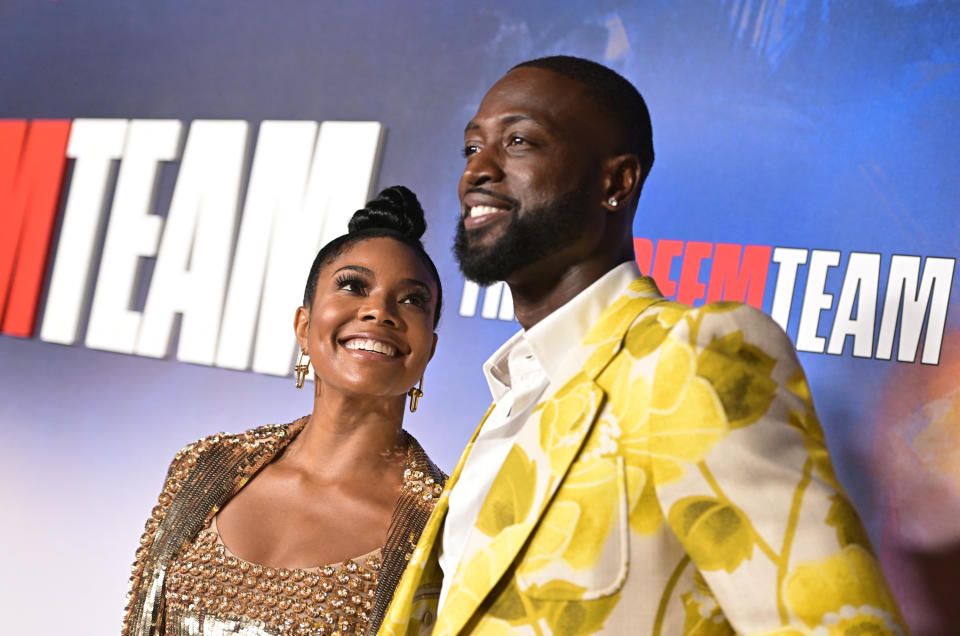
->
[295,237,439,399]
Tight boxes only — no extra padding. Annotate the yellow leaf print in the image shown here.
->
[625,464,664,535]
[558,459,622,570]
[583,338,622,379]
[668,496,756,573]
[624,314,672,361]
[584,294,645,345]
[783,545,906,633]
[787,410,842,494]
[518,500,580,573]
[475,445,537,537]
[482,577,621,635]
[681,591,735,635]
[700,301,741,314]
[517,458,625,595]
[652,337,694,411]
[536,380,603,474]
[595,334,728,487]
[648,375,729,484]
[785,367,814,409]
[680,570,735,635]
[655,303,688,327]
[825,494,873,551]
[696,330,777,429]
[439,524,534,632]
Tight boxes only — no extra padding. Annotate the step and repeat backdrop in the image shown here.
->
[2,1,958,633]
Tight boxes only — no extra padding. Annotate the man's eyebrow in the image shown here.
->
[334,265,373,276]
[500,114,540,126]
[464,114,541,134]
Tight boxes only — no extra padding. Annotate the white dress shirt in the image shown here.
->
[437,261,641,608]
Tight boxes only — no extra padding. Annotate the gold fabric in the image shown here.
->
[122,417,445,636]
[163,517,381,635]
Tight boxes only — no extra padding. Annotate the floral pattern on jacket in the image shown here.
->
[379,276,906,636]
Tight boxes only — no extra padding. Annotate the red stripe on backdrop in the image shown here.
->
[0,119,72,337]
[706,243,772,309]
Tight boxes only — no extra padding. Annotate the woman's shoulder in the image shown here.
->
[403,431,449,492]
[163,419,307,483]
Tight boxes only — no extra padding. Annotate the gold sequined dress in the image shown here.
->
[122,418,445,636]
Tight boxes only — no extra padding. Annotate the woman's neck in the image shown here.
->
[280,384,408,479]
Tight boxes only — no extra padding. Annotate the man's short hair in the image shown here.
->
[512,55,655,184]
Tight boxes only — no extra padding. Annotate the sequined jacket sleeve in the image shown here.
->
[121,422,305,636]
[122,435,214,635]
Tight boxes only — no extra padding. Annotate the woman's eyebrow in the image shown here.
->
[402,279,433,296]
[334,265,373,276]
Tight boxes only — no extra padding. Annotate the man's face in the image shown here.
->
[454,66,617,286]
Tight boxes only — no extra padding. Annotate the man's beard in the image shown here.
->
[454,189,587,287]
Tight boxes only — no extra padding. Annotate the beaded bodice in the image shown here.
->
[122,419,446,636]
[163,517,382,635]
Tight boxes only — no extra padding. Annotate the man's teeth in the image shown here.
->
[344,338,398,356]
[470,205,507,218]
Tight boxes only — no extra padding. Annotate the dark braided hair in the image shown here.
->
[302,186,443,324]
[512,55,655,187]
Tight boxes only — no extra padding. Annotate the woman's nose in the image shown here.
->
[359,295,398,326]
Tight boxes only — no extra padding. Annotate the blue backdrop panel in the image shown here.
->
[1,1,958,633]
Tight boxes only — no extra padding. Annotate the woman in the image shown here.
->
[122,186,446,636]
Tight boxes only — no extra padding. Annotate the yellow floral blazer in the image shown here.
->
[380,276,907,635]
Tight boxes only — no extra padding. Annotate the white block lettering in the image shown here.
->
[215,121,319,371]
[770,247,808,332]
[40,119,128,345]
[251,121,384,376]
[796,249,840,353]
[85,120,183,354]
[135,120,249,363]
[877,256,955,364]
[827,252,880,357]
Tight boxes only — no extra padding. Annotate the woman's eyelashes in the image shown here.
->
[334,273,367,294]
[400,291,430,310]
[335,274,430,312]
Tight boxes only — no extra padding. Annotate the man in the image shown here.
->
[381,56,905,635]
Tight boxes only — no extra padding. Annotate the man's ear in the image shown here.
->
[293,305,310,352]
[602,153,643,211]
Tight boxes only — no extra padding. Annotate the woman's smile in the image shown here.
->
[341,336,401,358]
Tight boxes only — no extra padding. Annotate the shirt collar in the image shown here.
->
[482,261,640,400]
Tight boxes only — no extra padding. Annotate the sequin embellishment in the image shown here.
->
[122,419,446,636]
[164,526,381,635]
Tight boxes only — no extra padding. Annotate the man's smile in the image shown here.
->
[464,205,511,231]
[462,189,518,231]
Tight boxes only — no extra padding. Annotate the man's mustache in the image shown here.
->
[461,187,520,212]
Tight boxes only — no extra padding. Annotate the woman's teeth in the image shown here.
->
[344,338,397,357]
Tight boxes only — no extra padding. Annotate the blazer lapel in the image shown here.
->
[439,277,665,635]
[378,406,493,635]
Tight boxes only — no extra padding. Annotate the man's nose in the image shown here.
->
[461,147,504,186]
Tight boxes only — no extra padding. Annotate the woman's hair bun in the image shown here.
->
[348,185,426,241]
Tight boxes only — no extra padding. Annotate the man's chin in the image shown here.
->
[457,255,508,287]
[454,219,526,285]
